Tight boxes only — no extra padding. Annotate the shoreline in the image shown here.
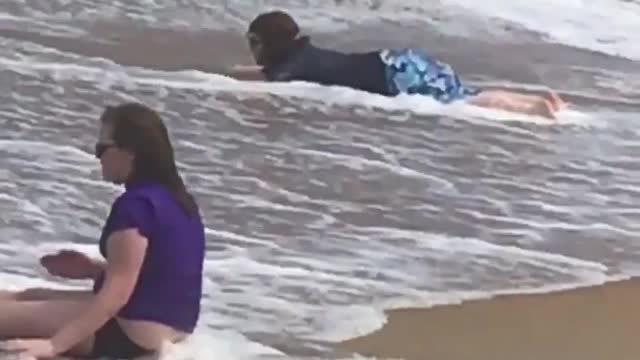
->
[337,277,640,360]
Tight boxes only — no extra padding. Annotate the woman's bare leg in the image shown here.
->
[0,288,92,302]
[0,299,94,356]
[0,290,15,301]
[467,90,556,119]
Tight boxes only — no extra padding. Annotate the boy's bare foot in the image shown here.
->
[535,99,556,119]
[545,89,567,111]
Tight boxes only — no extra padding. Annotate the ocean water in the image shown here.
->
[0,0,639,359]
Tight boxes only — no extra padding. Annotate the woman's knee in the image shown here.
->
[8,288,92,301]
[0,299,91,341]
[0,290,18,301]
[16,288,53,301]
[0,288,60,301]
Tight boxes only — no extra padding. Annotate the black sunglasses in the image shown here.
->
[94,142,115,158]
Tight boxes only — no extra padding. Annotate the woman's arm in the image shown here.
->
[88,258,107,279]
[50,229,148,354]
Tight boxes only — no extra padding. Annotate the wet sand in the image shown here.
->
[338,278,640,360]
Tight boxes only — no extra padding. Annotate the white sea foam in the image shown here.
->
[1,2,638,359]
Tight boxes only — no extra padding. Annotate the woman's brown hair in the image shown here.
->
[100,103,198,216]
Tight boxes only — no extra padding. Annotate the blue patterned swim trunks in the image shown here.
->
[379,48,481,103]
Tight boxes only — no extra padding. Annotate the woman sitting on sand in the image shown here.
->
[224,10,565,119]
[0,103,205,358]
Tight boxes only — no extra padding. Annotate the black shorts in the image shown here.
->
[92,318,154,359]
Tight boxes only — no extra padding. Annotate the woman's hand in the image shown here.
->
[40,250,103,280]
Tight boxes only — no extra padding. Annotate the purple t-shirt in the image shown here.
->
[93,181,205,333]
